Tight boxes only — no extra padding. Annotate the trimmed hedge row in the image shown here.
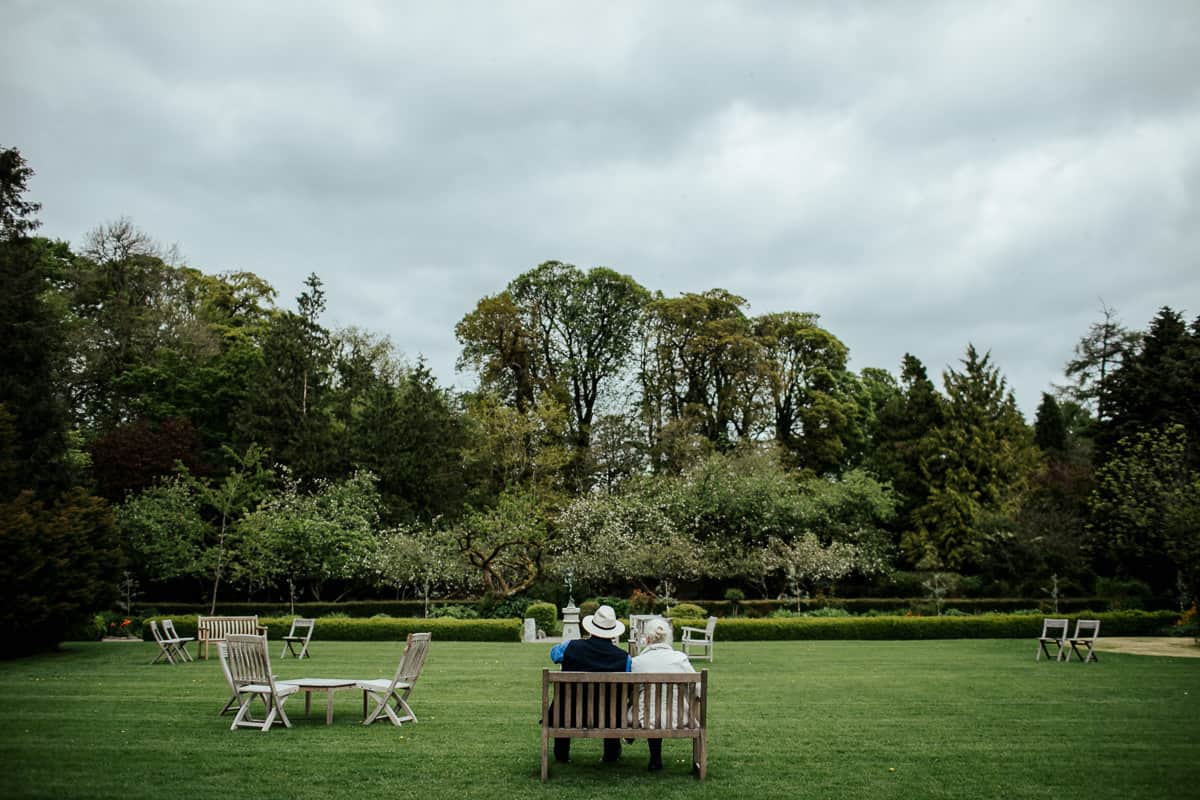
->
[135,600,435,618]
[142,611,1178,642]
[716,597,1111,617]
[135,597,1111,619]
[146,615,522,642]
[667,610,1180,641]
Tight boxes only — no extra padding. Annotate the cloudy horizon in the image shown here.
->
[4,1,1198,417]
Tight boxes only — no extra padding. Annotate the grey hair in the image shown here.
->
[645,617,673,645]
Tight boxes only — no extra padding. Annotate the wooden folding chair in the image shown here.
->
[1036,617,1069,662]
[149,620,184,665]
[162,619,195,662]
[1067,619,1101,663]
[358,632,431,726]
[682,617,717,662]
[216,642,240,715]
[280,618,315,659]
[225,634,299,731]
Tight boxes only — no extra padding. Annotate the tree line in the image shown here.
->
[1,146,1197,650]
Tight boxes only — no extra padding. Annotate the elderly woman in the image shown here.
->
[629,616,697,771]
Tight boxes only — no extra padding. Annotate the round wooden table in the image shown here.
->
[282,678,356,725]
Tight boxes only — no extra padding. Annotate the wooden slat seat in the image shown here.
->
[541,670,708,781]
[197,615,267,660]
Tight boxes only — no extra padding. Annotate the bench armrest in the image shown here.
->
[681,626,705,636]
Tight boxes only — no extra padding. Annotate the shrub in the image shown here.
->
[427,605,479,619]
[699,610,1178,640]
[670,602,707,619]
[525,602,558,635]
[630,589,656,614]
[1095,577,1155,610]
[596,596,630,617]
[489,595,532,619]
[805,607,851,617]
[580,599,600,618]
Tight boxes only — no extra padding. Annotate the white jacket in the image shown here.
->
[629,643,698,728]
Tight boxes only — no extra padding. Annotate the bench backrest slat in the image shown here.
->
[543,671,706,734]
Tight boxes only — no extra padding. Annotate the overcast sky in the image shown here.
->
[4,1,1199,418]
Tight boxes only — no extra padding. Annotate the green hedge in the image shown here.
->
[710,597,1112,617]
[143,611,1176,643]
[134,600,442,618]
[146,615,522,642]
[133,597,1114,619]
[668,611,1179,640]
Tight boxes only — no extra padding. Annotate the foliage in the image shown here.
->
[453,486,557,598]
[0,145,42,239]
[368,524,467,615]
[1089,425,1200,598]
[236,469,382,602]
[704,610,1178,640]
[907,345,1039,570]
[669,602,707,618]
[426,604,479,619]
[114,475,209,586]
[0,487,121,656]
[524,601,558,634]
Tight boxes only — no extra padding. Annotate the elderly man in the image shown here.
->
[548,604,630,764]
[630,616,696,771]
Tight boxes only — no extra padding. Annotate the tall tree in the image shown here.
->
[907,345,1038,569]
[457,261,649,467]
[0,146,42,240]
[869,354,944,543]
[1033,392,1068,455]
[754,311,857,475]
[639,289,764,458]
[0,148,72,497]
[1061,302,1141,422]
[1089,424,1199,600]
[237,274,336,482]
[1099,307,1199,469]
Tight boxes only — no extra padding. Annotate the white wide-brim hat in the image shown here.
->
[582,604,626,639]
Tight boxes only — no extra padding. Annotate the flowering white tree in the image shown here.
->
[370,524,468,616]
[768,532,885,609]
[555,491,703,607]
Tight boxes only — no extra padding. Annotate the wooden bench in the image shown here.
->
[197,615,267,660]
[540,669,708,781]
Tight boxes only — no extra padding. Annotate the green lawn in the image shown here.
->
[1,639,1197,800]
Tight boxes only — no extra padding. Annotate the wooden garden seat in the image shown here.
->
[357,632,431,726]
[1067,619,1101,663]
[541,670,708,781]
[149,619,188,665]
[197,615,267,660]
[225,634,299,732]
[681,617,717,662]
[161,619,194,661]
[280,618,315,659]
[1036,617,1069,662]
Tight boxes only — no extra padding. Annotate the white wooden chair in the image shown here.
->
[149,619,186,665]
[280,617,315,659]
[225,634,299,731]
[216,642,242,715]
[681,616,717,662]
[162,619,194,662]
[358,632,431,726]
[1036,617,1070,662]
[1067,619,1101,663]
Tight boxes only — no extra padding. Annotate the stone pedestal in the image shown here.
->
[561,603,581,641]
[522,617,538,642]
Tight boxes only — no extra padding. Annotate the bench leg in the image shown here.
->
[541,729,549,781]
